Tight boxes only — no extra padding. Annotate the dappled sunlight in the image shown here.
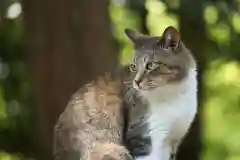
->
[226,156,240,160]
[207,23,230,45]
[204,5,218,25]
[110,0,179,64]
[0,152,20,160]
[205,60,240,88]
[232,13,240,33]
[203,59,240,159]
[146,0,178,35]
[204,4,231,45]
[7,2,22,19]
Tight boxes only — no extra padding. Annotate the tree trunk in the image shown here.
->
[177,0,206,159]
[22,0,117,159]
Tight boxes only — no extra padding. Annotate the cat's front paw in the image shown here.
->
[102,152,132,160]
[125,135,152,157]
[86,142,133,160]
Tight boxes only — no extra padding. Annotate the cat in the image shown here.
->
[53,26,197,160]
[124,27,197,160]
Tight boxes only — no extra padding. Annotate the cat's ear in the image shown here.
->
[124,28,148,44]
[161,26,180,50]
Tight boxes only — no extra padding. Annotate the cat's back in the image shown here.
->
[53,71,130,160]
[65,73,122,127]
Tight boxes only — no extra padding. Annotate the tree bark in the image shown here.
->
[177,0,206,159]
[22,0,117,159]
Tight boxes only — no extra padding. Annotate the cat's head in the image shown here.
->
[124,26,196,92]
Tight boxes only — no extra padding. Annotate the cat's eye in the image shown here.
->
[146,62,158,70]
[129,64,137,72]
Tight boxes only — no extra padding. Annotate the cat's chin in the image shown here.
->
[139,86,162,97]
[138,83,183,103]
[136,86,157,91]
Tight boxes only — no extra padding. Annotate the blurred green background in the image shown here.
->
[0,0,240,159]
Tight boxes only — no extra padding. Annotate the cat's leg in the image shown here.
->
[161,144,172,160]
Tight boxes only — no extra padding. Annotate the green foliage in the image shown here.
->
[109,0,140,65]
[0,2,35,160]
[0,151,20,160]
[1,0,240,159]
[146,0,178,35]
[203,60,240,159]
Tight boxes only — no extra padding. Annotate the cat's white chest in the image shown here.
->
[136,69,197,160]
[146,95,196,160]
